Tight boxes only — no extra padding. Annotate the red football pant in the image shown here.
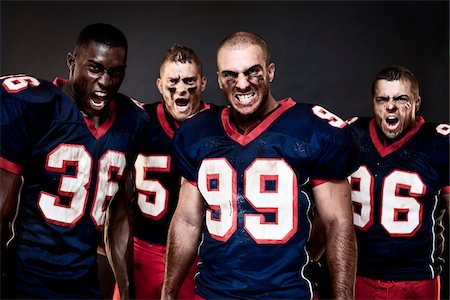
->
[113,237,198,299]
[355,275,440,300]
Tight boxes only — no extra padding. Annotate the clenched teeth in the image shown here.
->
[236,93,254,101]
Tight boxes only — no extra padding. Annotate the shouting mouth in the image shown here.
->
[90,91,108,110]
[385,115,399,130]
[175,98,190,113]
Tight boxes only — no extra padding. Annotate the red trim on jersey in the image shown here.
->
[53,77,117,140]
[442,186,450,194]
[187,178,198,187]
[82,100,116,140]
[221,98,296,146]
[311,179,329,187]
[369,117,425,158]
[0,157,23,175]
[52,77,66,87]
[157,102,176,139]
[157,101,210,139]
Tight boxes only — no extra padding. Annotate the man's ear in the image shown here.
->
[156,77,163,94]
[67,52,75,73]
[217,71,223,90]
[201,76,207,92]
[415,95,421,112]
[268,62,275,83]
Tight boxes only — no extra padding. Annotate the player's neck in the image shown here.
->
[164,106,182,130]
[80,111,107,128]
[376,121,417,146]
[60,82,74,101]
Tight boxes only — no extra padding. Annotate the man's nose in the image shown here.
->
[386,98,397,110]
[235,72,250,90]
[175,82,188,95]
[98,72,112,87]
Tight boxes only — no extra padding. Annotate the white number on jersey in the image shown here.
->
[349,167,425,236]
[134,154,171,220]
[38,144,126,227]
[436,124,450,136]
[198,158,298,244]
[312,105,346,128]
[2,75,40,93]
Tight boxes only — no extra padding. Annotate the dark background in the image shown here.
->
[1,0,449,299]
[1,1,449,122]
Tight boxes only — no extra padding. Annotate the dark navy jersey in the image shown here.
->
[348,116,450,280]
[133,101,216,246]
[172,98,360,299]
[0,75,149,298]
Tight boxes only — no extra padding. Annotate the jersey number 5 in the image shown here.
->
[349,166,425,236]
[198,158,298,244]
[134,154,170,220]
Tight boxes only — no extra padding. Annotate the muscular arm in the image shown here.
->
[308,210,326,262]
[161,178,204,300]
[443,193,450,220]
[0,169,22,285]
[313,179,356,300]
[104,173,134,300]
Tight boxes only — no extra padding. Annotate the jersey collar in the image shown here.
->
[53,77,116,140]
[221,98,296,146]
[369,116,425,158]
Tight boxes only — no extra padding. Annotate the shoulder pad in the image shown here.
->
[1,75,60,105]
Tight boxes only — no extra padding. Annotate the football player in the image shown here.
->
[161,31,360,299]
[348,65,449,299]
[112,44,215,299]
[0,23,148,299]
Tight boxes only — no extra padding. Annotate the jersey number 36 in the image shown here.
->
[39,144,126,227]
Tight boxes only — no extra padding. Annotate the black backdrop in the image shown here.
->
[1,1,449,298]
[1,1,449,122]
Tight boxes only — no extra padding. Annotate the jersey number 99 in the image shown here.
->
[198,158,298,244]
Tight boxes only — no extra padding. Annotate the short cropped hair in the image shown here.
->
[160,44,204,76]
[74,23,128,58]
[217,31,271,65]
[372,65,419,97]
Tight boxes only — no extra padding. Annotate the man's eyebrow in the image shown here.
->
[220,70,237,75]
[87,60,103,66]
[220,64,262,75]
[376,94,409,99]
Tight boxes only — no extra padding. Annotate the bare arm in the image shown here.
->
[308,209,326,262]
[1,169,21,245]
[313,179,356,300]
[104,173,134,300]
[443,192,450,220]
[0,169,22,282]
[161,178,204,300]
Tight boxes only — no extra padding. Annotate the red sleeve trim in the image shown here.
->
[442,186,450,194]
[187,178,198,187]
[0,157,23,175]
[311,179,329,187]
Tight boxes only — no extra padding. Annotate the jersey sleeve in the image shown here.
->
[171,121,199,183]
[311,123,361,183]
[434,124,450,192]
[0,75,57,174]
